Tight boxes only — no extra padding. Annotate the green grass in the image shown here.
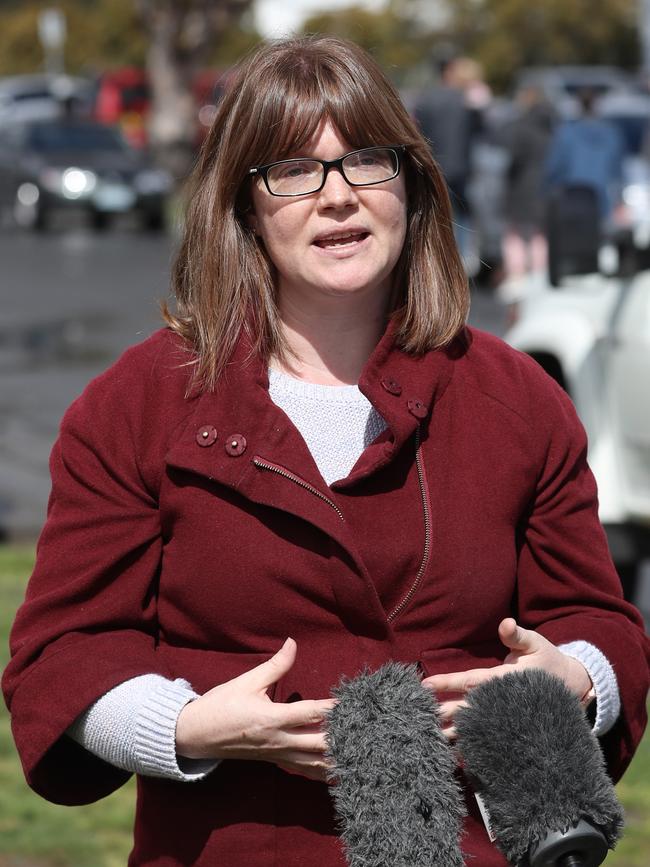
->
[1,545,649,865]
[0,547,135,867]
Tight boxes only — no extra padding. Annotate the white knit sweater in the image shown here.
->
[67,368,620,780]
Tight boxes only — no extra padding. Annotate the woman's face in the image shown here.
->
[249,120,407,312]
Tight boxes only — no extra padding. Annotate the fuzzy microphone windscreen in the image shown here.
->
[455,668,624,867]
[325,662,465,867]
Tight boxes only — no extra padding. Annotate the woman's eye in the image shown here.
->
[277,162,312,179]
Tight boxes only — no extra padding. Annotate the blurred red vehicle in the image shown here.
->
[94,68,150,148]
[93,68,227,151]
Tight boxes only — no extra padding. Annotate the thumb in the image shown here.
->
[242,637,297,692]
[498,618,537,654]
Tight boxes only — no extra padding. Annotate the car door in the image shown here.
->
[0,127,13,211]
[0,125,25,214]
[607,271,650,520]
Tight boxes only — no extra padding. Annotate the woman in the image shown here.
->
[3,36,648,867]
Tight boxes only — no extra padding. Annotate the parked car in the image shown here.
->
[0,73,93,123]
[597,90,650,265]
[0,117,172,231]
[514,66,636,118]
[504,260,650,608]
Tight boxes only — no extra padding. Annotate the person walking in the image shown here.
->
[413,55,486,269]
[545,87,625,221]
[500,85,556,291]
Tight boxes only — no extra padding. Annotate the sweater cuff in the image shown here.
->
[558,641,621,737]
[135,678,220,781]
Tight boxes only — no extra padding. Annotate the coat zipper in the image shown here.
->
[253,427,432,623]
[252,457,345,521]
[387,426,432,622]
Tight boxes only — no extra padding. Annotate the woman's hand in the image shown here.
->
[422,618,593,738]
[175,638,335,781]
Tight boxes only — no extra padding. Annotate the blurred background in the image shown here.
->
[0,1,649,864]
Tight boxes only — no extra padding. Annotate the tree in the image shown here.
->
[133,0,255,176]
[301,3,427,83]
[436,0,640,93]
[0,0,148,76]
[300,0,640,94]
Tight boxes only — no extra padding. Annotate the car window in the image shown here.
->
[0,125,26,151]
[26,123,127,152]
[11,89,56,102]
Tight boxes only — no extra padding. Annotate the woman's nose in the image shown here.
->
[317,167,358,208]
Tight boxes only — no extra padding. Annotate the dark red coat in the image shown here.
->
[3,324,649,867]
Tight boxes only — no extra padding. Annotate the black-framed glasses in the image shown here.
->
[248,145,406,197]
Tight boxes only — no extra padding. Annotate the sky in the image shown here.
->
[254,0,386,38]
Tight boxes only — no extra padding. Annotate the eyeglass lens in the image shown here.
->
[266,147,399,196]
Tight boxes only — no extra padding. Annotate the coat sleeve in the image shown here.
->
[514,365,649,782]
[2,343,181,805]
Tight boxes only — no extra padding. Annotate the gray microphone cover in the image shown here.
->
[455,668,624,866]
[326,662,465,867]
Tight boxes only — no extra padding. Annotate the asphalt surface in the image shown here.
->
[0,224,508,539]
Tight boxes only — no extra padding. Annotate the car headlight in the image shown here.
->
[134,169,173,195]
[62,168,97,199]
[39,167,97,198]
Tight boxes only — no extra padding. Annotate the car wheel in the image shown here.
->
[91,210,110,231]
[141,209,165,232]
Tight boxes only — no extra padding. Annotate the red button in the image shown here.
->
[196,425,217,447]
[225,434,247,456]
[381,378,402,396]
[407,399,428,419]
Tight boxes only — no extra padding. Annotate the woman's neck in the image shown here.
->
[275,294,387,386]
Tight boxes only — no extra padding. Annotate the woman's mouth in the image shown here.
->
[313,231,370,249]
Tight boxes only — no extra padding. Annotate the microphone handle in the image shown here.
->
[529,818,608,867]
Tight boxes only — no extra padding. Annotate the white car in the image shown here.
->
[504,269,650,610]
[0,74,93,124]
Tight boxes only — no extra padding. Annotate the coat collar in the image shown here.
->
[165,318,466,496]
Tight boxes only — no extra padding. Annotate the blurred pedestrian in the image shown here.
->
[413,54,487,268]
[500,86,556,290]
[544,87,625,221]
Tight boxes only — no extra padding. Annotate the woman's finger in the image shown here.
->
[238,637,297,692]
[498,617,542,654]
[437,698,467,722]
[423,666,505,694]
[278,697,336,729]
[442,725,457,742]
[275,750,333,781]
[280,731,329,753]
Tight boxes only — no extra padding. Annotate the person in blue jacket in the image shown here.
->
[544,87,625,220]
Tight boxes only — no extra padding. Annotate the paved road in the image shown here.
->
[0,226,508,538]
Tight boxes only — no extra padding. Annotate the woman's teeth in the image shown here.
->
[315,232,368,248]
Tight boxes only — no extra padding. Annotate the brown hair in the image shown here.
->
[166,35,468,391]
